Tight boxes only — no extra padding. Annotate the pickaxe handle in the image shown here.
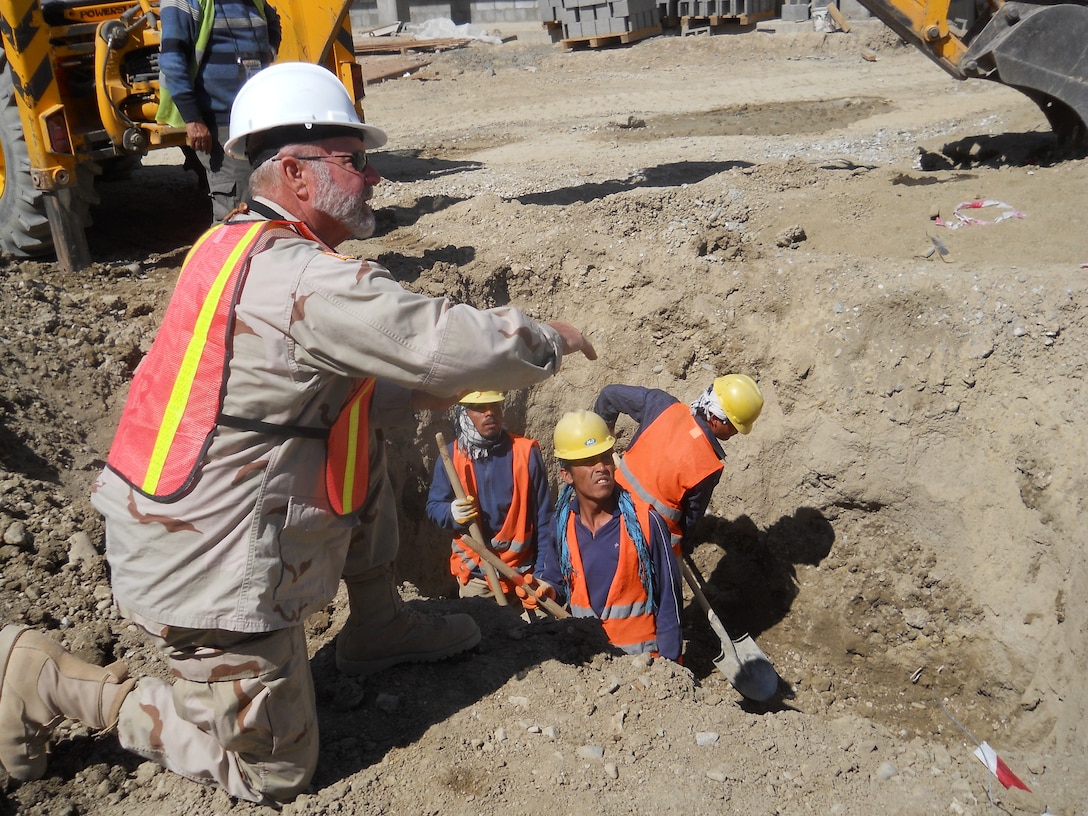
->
[435,432,569,619]
[436,432,507,604]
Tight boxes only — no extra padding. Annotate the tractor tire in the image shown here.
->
[0,57,53,256]
[0,54,96,259]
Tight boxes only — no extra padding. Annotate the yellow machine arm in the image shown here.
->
[854,0,1088,147]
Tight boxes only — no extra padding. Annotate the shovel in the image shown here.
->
[680,555,779,702]
[436,432,569,620]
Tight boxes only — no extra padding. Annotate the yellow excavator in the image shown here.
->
[855,0,1088,149]
[0,0,365,271]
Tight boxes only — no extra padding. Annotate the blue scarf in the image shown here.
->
[555,484,656,611]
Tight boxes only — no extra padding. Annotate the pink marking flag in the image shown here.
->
[973,741,1032,792]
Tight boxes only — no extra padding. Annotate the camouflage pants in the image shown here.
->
[113,431,400,803]
[116,617,317,805]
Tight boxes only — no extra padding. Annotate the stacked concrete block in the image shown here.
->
[779,0,810,20]
[541,0,658,37]
[671,0,772,18]
[838,0,871,17]
[611,0,658,30]
[539,0,562,19]
[727,0,774,15]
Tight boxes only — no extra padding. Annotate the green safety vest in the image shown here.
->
[156,0,268,127]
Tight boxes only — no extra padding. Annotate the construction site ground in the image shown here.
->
[1,20,1086,816]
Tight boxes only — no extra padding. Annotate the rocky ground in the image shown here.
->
[1,19,1086,816]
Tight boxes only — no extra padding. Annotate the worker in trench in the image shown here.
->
[426,391,558,617]
[0,62,596,805]
[534,410,683,662]
[593,374,764,557]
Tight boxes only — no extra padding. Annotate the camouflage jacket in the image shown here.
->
[92,198,564,632]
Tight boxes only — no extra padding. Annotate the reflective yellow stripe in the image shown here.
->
[142,223,266,492]
[339,380,375,511]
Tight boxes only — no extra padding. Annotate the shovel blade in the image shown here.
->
[712,635,779,702]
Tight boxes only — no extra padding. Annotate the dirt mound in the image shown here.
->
[2,24,1086,816]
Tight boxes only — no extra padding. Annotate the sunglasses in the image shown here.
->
[280,151,369,173]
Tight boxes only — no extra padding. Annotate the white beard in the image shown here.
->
[310,160,376,239]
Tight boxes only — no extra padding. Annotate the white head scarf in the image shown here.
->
[690,385,727,422]
[454,404,502,460]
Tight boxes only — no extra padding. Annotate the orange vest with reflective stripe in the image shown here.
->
[106,220,374,516]
[566,507,658,656]
[324,377,375,516]
[616,401,723,553]
[449,436,536,592]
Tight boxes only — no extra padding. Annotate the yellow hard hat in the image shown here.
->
[713,374,763,435]
[554,410,615,461]
[459,391,505,405]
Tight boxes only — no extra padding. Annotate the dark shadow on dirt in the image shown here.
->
[681,508,834,685]
[372,194,468,236]
[923,130,1082,170]
[0,407,57,480]
[371,245,478,286]
[19,734,147,794]
[87,159,210,264]
[374,149,483,183]
[308,598,617,793]
[514,160,752,207]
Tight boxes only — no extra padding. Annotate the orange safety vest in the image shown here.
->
[615,401,723,554]
[106,220,374,516]
[565,506,658,656]
[448,436,537,593]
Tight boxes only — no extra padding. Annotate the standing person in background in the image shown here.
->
[427,391,557,612]
[536,411,682,662]
[157,0,281,221]
[593,375,763,556]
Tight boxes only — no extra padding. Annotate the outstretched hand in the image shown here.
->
[547,321,597,361]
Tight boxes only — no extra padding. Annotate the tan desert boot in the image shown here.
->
[335,564,481,677]
[0,625,135,781]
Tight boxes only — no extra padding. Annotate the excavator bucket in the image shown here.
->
[961,3,1088,148]
[853,0,1088,149]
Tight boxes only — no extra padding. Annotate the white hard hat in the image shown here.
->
[223,62,387,163]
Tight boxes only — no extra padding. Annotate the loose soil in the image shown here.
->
[1,21,1086,816]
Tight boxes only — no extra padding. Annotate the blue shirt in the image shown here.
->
[538,494,683,662]
[159,0,281,126]
[426,433,555,580]
[594,384,726,540]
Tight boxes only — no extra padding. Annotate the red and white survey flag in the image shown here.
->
[973,741,1032,792]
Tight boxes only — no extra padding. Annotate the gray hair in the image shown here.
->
[247,156,280,197]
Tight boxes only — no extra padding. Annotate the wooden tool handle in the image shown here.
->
[436,432,507,605]
[435,432,569,620]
